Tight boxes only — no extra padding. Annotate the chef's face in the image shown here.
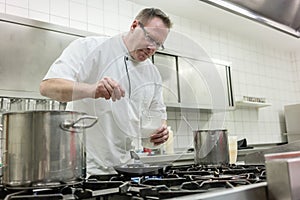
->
[130,18,169,62]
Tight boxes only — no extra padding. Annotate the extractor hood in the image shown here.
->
[199,0,300,38]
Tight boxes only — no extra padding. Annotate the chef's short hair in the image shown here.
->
[135,8,172,29]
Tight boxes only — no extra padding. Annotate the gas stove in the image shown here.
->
[0,164,268,200]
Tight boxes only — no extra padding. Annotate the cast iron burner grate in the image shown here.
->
[116,164,267,199]
[0,187,72,200]
[0,164,267,200]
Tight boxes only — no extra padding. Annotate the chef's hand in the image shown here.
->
[150,124,169,146]
[95,77,125,101]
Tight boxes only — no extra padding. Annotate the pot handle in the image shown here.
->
[60,115,98,132]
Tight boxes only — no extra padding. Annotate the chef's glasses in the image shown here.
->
[138,21,165,50]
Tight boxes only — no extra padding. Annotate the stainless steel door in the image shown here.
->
[153,53,179,106]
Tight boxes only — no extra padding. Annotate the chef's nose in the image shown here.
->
[146,44,156,53]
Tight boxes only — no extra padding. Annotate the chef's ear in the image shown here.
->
[130,20,139,31]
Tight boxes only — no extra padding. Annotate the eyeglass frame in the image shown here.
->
[138,21,165,50]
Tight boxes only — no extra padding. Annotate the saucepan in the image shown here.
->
[113,151,167,176]
[193,129,229,165]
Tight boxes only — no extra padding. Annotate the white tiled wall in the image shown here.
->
[1,0,299,147]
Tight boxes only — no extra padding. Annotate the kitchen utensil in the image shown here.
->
[228,135,238,164]
[237,138,253,149]
[114,150,167,176]
[130,150,140,160]
[1,110,97,187]
[9,98,30,111]
[113,163,166,177]
[0,97,10,112]
[193,129,229,165]
[35,99,50,110]
[130,150,144,167]
[164,126,174,154]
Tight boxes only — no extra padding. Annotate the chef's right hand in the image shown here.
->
[95,77,125,101]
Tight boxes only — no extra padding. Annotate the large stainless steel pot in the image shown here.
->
[1,110,97,187]
[193,129,229,165]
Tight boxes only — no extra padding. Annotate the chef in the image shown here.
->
[40,8,172,175]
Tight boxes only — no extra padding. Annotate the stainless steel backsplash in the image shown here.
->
[0,13,92,99]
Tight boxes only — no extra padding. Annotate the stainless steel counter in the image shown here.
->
[165,182,268,200]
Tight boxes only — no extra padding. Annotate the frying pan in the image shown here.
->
[113,163,167,177]
[114,151,168,176]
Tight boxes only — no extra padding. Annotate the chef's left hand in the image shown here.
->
[150,124,169,146]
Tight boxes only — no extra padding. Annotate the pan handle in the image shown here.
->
[60,115,98,132]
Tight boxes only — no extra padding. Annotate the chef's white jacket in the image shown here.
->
[43,34,167,174]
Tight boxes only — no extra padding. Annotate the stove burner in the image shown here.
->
[0,164,267,199]
[141,177,186,187]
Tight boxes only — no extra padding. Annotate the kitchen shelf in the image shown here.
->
[235,100,271,108]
